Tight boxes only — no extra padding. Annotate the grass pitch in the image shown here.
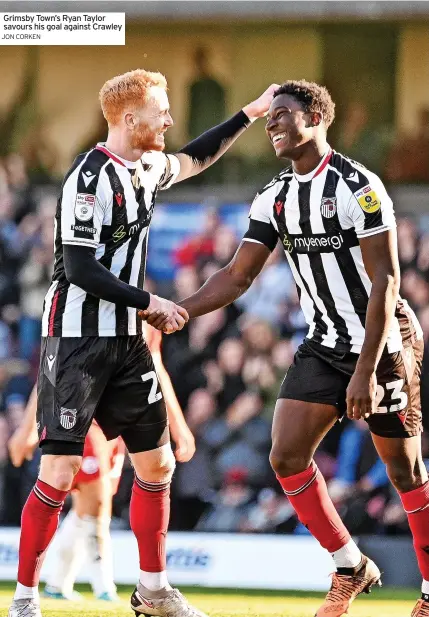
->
[0,582,419,616]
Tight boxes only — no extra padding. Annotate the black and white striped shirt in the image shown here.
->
[245,148,422,354]
[42,144,180,337]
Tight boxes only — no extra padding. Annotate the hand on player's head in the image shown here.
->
[139,295,189,334]
[243,83,281,120]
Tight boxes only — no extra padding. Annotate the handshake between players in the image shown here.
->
[139,295,189,333]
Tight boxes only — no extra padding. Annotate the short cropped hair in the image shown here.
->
[99,69,167,126]
[274,80,335,128]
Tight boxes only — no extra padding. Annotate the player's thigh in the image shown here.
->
[37,336,113,453]
[369,340,426,490]
[271,345,346,474]
[96,336,170,455]
[368,339,424,440]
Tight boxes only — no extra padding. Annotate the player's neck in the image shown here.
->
[104,133,144,163]
[292,140,329,177]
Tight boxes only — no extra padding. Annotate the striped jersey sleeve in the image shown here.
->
[140,151,181,191]
[61,157,110,248]
[244,184,279,251]
[345,171,396,238]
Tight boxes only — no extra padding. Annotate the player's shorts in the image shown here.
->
[279,337,424,438]
[73,423,126,495]
[37,335,169,455]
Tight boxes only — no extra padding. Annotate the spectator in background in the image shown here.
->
[18,207,54,361]
[172,389,217,530]
[386,107,429,183]
[328,420,389,534]
[187,47,226,140]
[195,468,254,533]
[174,208,219,267]
[336,101,393,178]
[4,153,36,224]
[236,244,293,327]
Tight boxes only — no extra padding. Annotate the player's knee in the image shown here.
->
[385,459,424,493]
[41,454,82,491]
[269,447,310,478]
[133,446,176,483]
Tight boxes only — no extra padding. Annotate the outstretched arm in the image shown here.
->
[180,241,271,318]
[8,384,38,467]
[146,325,196,463]
[173,84,279,183]
[140,241,270,329]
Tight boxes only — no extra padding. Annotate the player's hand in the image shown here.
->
[139,295,189,334]
[171,423,196,463]
[8,427,38,467]
[242,83,280,120]
[346,369,377,420]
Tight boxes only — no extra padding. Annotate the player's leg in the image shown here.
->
[369,340,428,616]
[9,336,112,617]
[44,426,121,601]
[270,398,362,564]
[10,451,82,616]
[97,335,207,617]
[74,432,122,601]
[43,436,122,602]
[270,345,381,617]
[42,500,86,601]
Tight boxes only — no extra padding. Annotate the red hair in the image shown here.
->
[99,69,167,126]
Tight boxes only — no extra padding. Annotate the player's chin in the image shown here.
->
[151,139,165,152]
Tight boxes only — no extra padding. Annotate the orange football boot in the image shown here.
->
[315,555,381,617]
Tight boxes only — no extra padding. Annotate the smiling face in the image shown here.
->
[265,93,321,159]
[128,86,173,152]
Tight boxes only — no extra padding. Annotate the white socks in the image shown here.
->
[422,579,429,596]
[45,509,116,597]
[45,510,87,596]
[139,570,171,592]
[332,539,362,569]
[14,583,39,602]
[85,515,116,597]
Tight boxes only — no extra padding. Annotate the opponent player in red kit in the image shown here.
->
[146,81,429,617]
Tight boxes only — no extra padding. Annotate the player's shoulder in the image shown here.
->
[140,150,168,170]
[257,166,293,197]
[64,148,109,185]
[330,150,384,195]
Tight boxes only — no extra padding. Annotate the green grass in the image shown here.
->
[0,582,420,617]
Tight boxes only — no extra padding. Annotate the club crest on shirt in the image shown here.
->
[321,197,337,218]
[354,185,381,214]
[74,193,95,222]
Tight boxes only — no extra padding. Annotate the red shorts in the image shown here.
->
[73,423,125,494]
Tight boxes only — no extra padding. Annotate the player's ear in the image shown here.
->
[124,112,136,130]
[310,112,322,127]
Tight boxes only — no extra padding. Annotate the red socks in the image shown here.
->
[277,461,350,553]
[130,476,171,572]
[18,479,68,587]
[400,481,429,580]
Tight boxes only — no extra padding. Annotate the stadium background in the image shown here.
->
[0,0,429,593]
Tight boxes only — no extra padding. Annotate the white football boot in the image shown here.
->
[8,599,42,617]
[131,583,208,617]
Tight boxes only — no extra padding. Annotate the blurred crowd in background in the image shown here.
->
[0,122,429,538]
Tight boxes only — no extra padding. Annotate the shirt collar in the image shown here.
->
[96,143,138,169]
[293,147,332,182]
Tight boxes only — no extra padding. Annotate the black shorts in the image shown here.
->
[279,337,424,438]
[37,336,169,455]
